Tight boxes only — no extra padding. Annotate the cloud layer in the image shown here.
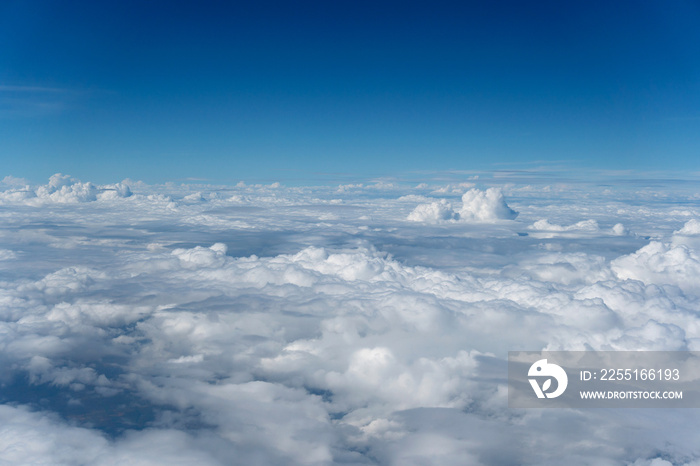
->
[1,174,699,465]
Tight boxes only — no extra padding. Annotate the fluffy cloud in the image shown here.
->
[530,219,599,232]
[611,222,628,236]
[407,199,458,222]
[0,173,132,205]
[459,188,518,221]
[611,241,700,294]
[675,219,700,236]
[672,219,700,248]
[528,219,601,239]
[407,188,517,223]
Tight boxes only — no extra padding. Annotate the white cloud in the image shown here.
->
[0,174,132,205]
[407,199,458,222]
[611,241,700,294]
[459,188,518,221]
[431,182,475,194]
[0,175,30,186]
[48,173,74,189]
[0,249,17,260]
[36,180,98,202]
[530,218,599,232]
[182,192,205,202]
[672,219,700,248]
[407,188,517,223]
[611,222,628,236]
[171,242,228,268]
[676,219,700,235]
[98,182,133,200]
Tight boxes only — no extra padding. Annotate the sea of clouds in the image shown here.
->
[1,173,699,465]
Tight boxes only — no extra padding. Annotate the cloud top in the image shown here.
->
[675,219,700,236]
[458,188,518,221]
[406,199,458,222]
[407,188,517,223]
[0,174,132,205]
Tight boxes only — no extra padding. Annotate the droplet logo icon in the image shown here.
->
[528,359,568,399]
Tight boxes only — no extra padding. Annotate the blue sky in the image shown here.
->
[1,0,699,184]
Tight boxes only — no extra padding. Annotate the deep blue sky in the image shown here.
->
[1,0,699,184]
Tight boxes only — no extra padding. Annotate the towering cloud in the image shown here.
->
[458,187,518,221]
[407,187,518,223]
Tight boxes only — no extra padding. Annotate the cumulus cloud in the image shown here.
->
[611,222,628,236]
[407,199,458,222]
[459,188,518,221]
[672,219,700,248]
[611,241,700,294]
[676,219,700,235]
[0,173,132,205]
[407,188,517,223]
[98,182,133,200]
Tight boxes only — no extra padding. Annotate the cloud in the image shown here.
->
[529,219,599,232]
[0,174,699,464]
[430,182,475,194]
[672,219,700,249]
[611,222,628,236]
[0,175,30,187]
[171,242,228,268]
[0,405,221,465]
[611,241,700,294]
[182,192,206,202]
[459,188,518,221]
[407,188,517,223]
[0,85,82,118]
[99,182,133,200]
[0,174,132,205]
[528,219,600,238]
[407,199,459,222]
[526,219,614,239]
[36,180,98,203]
[675,219,700,236]
[0,249,17,260]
